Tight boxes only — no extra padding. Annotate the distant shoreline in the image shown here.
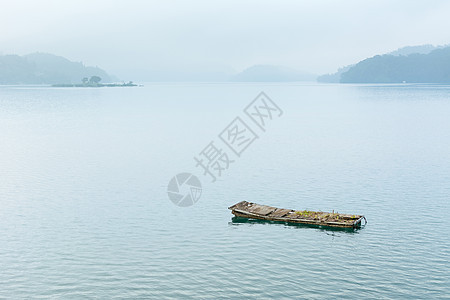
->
[52,82,139,87]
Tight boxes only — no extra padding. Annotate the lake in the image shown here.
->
[0,83,449,298]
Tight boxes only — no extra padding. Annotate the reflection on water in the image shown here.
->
[229,216,363,233]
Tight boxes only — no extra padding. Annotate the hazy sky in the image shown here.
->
[1,0,450,78]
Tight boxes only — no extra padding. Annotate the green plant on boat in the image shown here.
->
[295,210,315,217]
[293,210,354,222]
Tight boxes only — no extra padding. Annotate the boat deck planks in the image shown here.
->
[229,201,366,228]
[270,208,292,218]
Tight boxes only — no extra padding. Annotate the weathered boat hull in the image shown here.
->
[229,201,366,228]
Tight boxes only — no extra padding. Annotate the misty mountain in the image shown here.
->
[231,65,315,82]
[387,44,445,56]
[341,47,450,83]
[0,53,114,84]
[318,44,450,83]
[317,65,353,83]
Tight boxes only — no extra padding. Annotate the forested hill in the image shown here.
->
[340,47,450,83]
[0,52,113,84]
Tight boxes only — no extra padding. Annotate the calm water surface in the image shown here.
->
[0,83,449,299]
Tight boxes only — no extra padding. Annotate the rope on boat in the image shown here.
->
[362,216,368,226]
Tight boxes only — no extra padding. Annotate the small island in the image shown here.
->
[52,76,138,87]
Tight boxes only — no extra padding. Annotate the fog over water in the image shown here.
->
[1,1,450,298]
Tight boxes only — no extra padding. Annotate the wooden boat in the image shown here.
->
[228,201,367,228]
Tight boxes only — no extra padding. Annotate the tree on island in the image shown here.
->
[88,76,102,85]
